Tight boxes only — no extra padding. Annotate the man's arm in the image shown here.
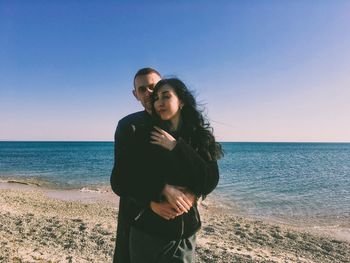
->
[111,121,165,203]
[110,120,131,196]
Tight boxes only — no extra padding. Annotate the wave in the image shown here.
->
[79,187,110,194]
[3,179,41,187]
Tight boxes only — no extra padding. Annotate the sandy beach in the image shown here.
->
[1,183,349,263]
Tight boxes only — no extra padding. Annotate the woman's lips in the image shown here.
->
[157,109,166,115]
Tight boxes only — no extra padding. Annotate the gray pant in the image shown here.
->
[129,226,196,263]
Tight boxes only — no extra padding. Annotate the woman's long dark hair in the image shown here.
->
[152,78,223,161]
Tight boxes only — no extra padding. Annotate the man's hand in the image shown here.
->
[150,201,182,220]
[162,184,195,213]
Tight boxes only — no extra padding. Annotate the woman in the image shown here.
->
[122,78,223,262]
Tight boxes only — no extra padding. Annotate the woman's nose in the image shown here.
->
[156,100,164,107]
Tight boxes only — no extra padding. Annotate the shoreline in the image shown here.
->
[0,181,118,204]
[1,182,350,262]
[1,181,349,243]
[206,192,350,243]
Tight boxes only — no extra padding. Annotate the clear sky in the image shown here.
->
[1,0,349,142]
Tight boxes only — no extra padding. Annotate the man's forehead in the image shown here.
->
[135,73,161,88]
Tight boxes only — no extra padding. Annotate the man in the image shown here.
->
[110,68,195,263]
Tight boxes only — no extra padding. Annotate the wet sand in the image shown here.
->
[1,182,349,263]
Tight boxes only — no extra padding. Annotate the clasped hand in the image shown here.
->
[151,185,197,220]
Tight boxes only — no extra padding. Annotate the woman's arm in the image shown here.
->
[171,138,219,196]
[150,127,219,197]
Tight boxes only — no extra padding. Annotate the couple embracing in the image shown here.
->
[111,68,223,263]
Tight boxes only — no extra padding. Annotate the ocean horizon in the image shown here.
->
[1,141,349,229]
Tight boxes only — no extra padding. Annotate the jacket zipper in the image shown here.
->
[194,206,200,224]
[180,215,184,238]
[134,208,145,221]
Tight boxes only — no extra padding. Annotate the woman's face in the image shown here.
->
[154,84,183,122]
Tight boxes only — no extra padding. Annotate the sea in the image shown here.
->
[1,141,350,229]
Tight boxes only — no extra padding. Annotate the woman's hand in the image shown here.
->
[150,126,177,151]
[162,184,193,213]
[150,201,182,220]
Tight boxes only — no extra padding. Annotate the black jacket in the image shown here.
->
[111,111,152,263]
[111,113,219,240]
[111,110,153,198]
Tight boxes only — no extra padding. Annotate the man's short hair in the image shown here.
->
[133,67,161,89]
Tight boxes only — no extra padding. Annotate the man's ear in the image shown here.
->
[132,89,139,101]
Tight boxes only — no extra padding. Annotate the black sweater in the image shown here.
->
[111,114,219,240]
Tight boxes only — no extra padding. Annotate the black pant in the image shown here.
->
[113,197,131,263]
[129,226,196,263]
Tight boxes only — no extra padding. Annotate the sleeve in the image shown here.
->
[110,121,165,204]
[110,120,132,196]
[170,138,219,197]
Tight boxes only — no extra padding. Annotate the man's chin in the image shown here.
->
[144,105,153,113]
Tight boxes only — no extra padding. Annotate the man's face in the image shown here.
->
[133,73,161,113]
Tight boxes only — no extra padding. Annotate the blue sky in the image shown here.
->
[1,0,350,141]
